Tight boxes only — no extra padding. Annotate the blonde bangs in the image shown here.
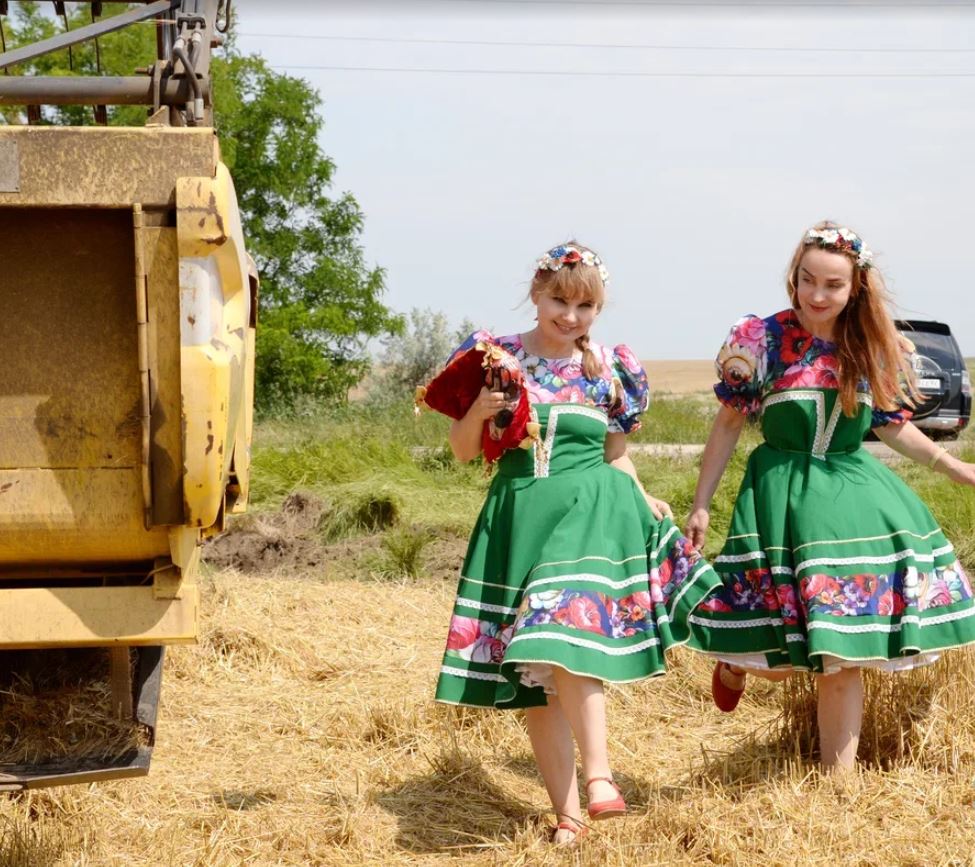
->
[531,263,605,310]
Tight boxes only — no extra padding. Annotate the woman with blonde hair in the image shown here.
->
[685,220,975,772]
[430,242,720,843]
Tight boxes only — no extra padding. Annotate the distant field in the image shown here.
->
[642,359,714,394]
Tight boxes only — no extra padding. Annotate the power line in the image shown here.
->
[428,0,975,7]
[238,32,975,54]
[276,63,975,77]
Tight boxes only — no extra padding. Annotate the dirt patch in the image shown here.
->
[204,492,469,579]
[204,492,328,573]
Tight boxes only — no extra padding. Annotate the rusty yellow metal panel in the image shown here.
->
[0,127,216,208]
[144,226,185,526]
[0,469,170,563]
[0,208,141,470]
[176,162,251,528]
[229,325,256,514]
[0,124,253,651]
[0,585,197,649]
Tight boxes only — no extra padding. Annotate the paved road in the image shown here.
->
[628,440,965,464]
[412,441,964,465]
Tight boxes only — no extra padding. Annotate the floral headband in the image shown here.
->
[804,226,873,269]
[535,244,610,286]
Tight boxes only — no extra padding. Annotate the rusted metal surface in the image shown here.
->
[0,127,215,208]
[0,0,250,789]
[0,140,18,192]
[109,646,134,720]
[0,208,141,470]
[145,227,186,527]
[0,585,197,648]
[176,163,251,529]
[133,206,154,529]
[0,469,170,562]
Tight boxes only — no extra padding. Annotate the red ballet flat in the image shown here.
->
[711,661,746,713]
[586,777,627,820]
[550,819,590,846]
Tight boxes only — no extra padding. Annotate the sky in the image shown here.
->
[233,0,975,359]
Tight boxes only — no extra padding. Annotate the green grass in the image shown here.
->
[251,401,485,536]
[251,397,975,571]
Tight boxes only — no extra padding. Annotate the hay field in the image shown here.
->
[642,360,715,396]
[3,400,975,865]
[5,559,975,865]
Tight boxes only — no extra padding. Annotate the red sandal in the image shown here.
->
[711,661,746,713]
[550,819,590,846]
[586,777,626,820]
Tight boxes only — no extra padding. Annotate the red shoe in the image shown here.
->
[711,661,746,713]
[586,777,627,820]
[550,819,590,846]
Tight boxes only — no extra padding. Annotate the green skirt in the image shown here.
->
[687,389,975,673]
[435,403,721,708]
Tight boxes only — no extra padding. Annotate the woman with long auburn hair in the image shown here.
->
[684,220,975,772]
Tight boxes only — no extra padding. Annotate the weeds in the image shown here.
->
[317,490,402,542]
[376,527,435,578]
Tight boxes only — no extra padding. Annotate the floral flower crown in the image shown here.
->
[535,244,610,286]
[804,226,873,269]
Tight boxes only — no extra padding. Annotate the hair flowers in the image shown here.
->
[804,226,873,269]
[535,244,610,286]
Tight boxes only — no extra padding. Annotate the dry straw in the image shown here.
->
[3,566,975,864]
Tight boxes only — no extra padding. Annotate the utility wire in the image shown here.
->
[239,32,975,53]
[276,63,975,77]
[427,0,975,7]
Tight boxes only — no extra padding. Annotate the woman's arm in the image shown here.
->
[605,431,672,520]
[685,404,747,549]
[448,387,507,463]
[875,420,975,486]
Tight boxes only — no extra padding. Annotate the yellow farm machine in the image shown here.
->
[0,0,255,788]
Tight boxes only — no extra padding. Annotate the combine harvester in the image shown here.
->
[0,0,255,788]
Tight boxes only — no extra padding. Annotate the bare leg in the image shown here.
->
[720,663,793,689]
[549,668,618,807]
[816,667,863,772]
[525,698,582,842]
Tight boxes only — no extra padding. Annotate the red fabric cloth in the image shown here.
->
[419,342,533,463]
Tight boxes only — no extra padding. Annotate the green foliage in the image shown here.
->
[377,527,435,579]
[317,490,401,543]
[250,398,489,535]
[368,309,475,405]
[249,399,975,578]
[211,53,402,412]
[3,6,401,412]
[0,2,155,126]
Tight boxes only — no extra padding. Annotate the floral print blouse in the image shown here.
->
[713,309,912,428]
[451,330,650,434]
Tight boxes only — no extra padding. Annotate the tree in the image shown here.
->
[369,309,476,404]
[2,4,401,412]
[210,54,402,413]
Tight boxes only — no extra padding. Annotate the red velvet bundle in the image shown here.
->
[416,341,539,463]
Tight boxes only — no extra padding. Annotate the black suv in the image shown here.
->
[896,319,971,438]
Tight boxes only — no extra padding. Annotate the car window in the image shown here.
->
[900,330,961,370]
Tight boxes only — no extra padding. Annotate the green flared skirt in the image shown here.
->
[687,388,975,673]
[434,402,721,709]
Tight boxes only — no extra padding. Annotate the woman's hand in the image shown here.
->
[450,387,504,462]
[644,493,673,521]
[941,455,975,487]
[466,386,507,422]
[685,507,710,551]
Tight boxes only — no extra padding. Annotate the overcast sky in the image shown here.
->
[234,0,974,358]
